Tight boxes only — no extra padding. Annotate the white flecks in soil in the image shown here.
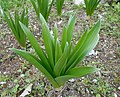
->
[73,0,84,5]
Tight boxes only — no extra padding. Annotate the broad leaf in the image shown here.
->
[19,22,53,74]
[66,20,101,71]
[55,67,99,86]
[40,14,54,69]
[12,48,59,88]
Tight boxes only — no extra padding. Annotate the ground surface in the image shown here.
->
[0,0,120,97]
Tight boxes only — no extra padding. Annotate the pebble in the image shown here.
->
[92,79,97,83]
[20,74,25,78]
[114,93,118,97]
[88,50,98,56]
[73,0,84,5]
[81,77,85,79]
[0,82,6,85]
[3,72,7,74]
[69,79,75,82]
[57,20,62,25]
[118,86,120,90]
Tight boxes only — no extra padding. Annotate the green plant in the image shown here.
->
[12,14,101,88]
[56,0,65,15]
[30,0,54,21]
[0,0,23,11]
[30,0,65,21]
[0,0,13,11]
[84,0,101,17]
[4,9,28,47]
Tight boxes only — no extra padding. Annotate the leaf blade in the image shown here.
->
[12,48,59,88]
[19,22,53,74]
[66,20,101,71]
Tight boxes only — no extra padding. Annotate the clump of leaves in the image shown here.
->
[12,14,101,88]
[84,0,101,17]
[30,0,51,21]
[30,0,65,21]
[4,9,28,47]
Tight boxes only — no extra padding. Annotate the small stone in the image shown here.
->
[34,25,37,29]
[81,77,85,79]
[73,0,84,5]
[118,86,120,90]
[57,20,62,25]
[0,82,6,85]
[3,72,7,74]
[96,71,101,76]
[93,79,97,83]
[114,93,118,97]
[88,50,98,56]
[91,91,93,94]
[20,74,25,78]
[69,79,75,82]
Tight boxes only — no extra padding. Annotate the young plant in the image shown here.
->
[56,0,65,15]
[30,0,54,21]
[4,9,28,47]
[30,0,65,21]
[12,14,101,88]
[84,0,101,17]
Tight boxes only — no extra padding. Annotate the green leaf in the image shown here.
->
[53,23,58,42]
[55,38,62,64]
[55,75,73,86]
[22,9,28,27]
[56,0,65,15]
[54,42,70,76]
[19,22,53,74]
[66,16,76,43]
[47,0,54,21]
[84,0,100,16]
[67,30,88,68]
[15,10,19,37]
[91,0,101,15]
[40,14,54,69]
[4,13,18,39]
[55,66,99,86]
[38,0,48,20]
[12,48,59,88]
[66,67,100,76]
[66,20,101,71]
[4,9,28,47]
[30,0,39,17]
[30,0,50,21]
[21,9,25,22]
[61,26,67,51]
